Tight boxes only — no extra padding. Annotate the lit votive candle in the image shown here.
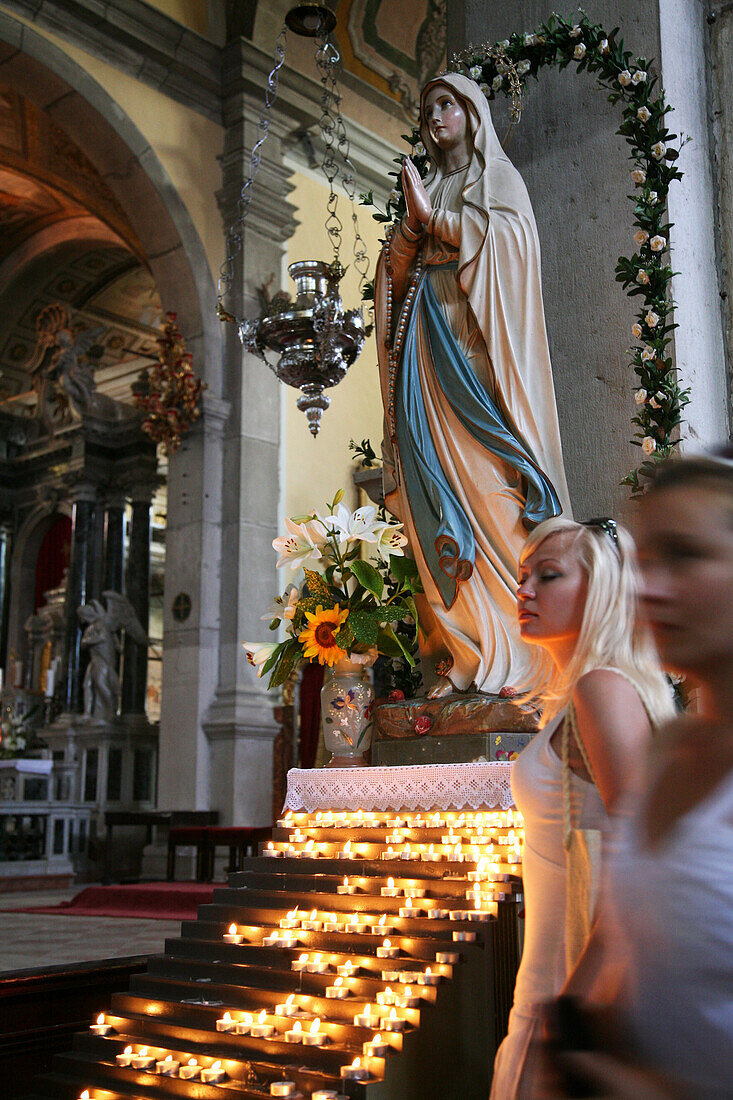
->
[275,994,298,1017]
[90,1012,113,1037]
[467,900,493,921]
[131,1047,156,1070]
[400,843,413,861]
[306,953,330,973]
[449,909,470,921]
[338,842,354,859]
[341,1057,369,1081]
[270,1082,297,1097]
[419,967,441,986]
[312,1092,340,1100]
[291,954,309,972]
[363,1033,389,1057]
[155,1055,180,1075]
[223,923,243,945]
[201,1060,226,1084]
[250,1011,276,1038]
[235,1013,253,1035]
[337,877,358,894]
[404,886,426,897]
[396,986,419,1008]
[216,1011,234,1032]
[399,898,422,918]
[337,960,356,978]
[325,977,350,999]
[381,877,402,898]
[302,1017,327,1046]
[353,1005,380,1028]
[452,930,477,942]
[381,846,396,861]
[382,1008,406,1031]
[436,950,460,964]
[428,907,449,919]
[323,912,340,932]
[376,986,397,1006]
[301,909,322,931]
[115,1045,134,1067]
[284,1020,303,1043]
[280,909,300,929]
[370,914,394,935]
[178,1058,200,1080]
[376,938,399,958]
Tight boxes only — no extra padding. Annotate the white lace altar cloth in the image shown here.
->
[284,762,514,813]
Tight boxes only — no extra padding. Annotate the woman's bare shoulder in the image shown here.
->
[573,669,646,715]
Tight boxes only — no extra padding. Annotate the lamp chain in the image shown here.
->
[217,24,288,320]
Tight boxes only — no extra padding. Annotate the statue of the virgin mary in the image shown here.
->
[375,73,572,696]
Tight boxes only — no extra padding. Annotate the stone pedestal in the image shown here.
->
[372,693,539,766]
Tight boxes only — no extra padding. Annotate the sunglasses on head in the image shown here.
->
[581,516,619,550]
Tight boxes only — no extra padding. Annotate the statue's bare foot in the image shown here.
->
[427,677,455,699]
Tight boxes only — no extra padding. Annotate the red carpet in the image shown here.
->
[3,882,215,921]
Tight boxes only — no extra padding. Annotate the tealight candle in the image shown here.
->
[312,1092,340,1100]
[436,950,460,964]
[338,841,354,859]
[90,1012,112,1037]
[155,1055,180,1075]
[381,877,402,897]
[179,1058,200,1080]
[250,1011,276,1038]
[396,985,419,1008]
[301,909,322,931]
[201,1060,226,1083]
[376,986,396,1006]
[399,898,422,918]
[115,1045,134,1067]
[382,1007,406,1031]
[291,954,309,972]
[216,1011,234,1032]
[325,977,350,999]
[363,1032,389,1057]
[235,1013,253,1035]
[131,1047,156,1070]
[405,886,426,898]
[449,909,470,921]
[280,909,300,929]
[400,844,413,860]
[305,953,329,973]
[284,1020,303,1043]
[341,1057,369,1081]
[381,846,396,860]
[370,914,394,934]
[428,907,449,919]
[323,913,340,932]
[265,841,281,857]
[223,923,243,945]
[419,967,441,986]
[377,938,399,958]
[337,960,356,977]
[453,930,477,942]
[353,1004,380,1028]
[270,1082,297,1097]
[302,1017,327,1046]
[337,877,358,894]
[275,994,298,1017]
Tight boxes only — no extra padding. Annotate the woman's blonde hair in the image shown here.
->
[519,516,674,726]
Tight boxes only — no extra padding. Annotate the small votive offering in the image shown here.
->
[90,1012,112,1036]
[376,986,396,1006]
[235,1013,253,1035]
[363,1033,389,1057]
[396,986,419,1008]
[381,846,396,860]
[405,886,426,897]
[337,960,355,978]
[381,877,402,897]
[353,1004,380,1028]
[178,1058,200,1080]
[116,1045,134,1067]
[270,1082,297,1097]
[156,1055,180,1075]
[338,841,354,859]
[337,877,357,894]
[131,1047,156,1070]
[280,909,300,929]
[323,912,340,932]
[301,909,322,931]
[266,841,281,857]
[312,1092,339,1100]
[453,930,477,942]
[250,1010,276,1038]
[382,1007,406,1031]
[223,923,243,945]
[399,897,421,918]
[291,953,309,972]
[275,994,298,1017]
[420,967,440,986]
[436,950,460,964]
[201,1061,226,1084]
[370,914,394,935]
[428,907,449,919]
[449,909,470,921]
[302,1017,327,1046]
[306,953,329,973]
[326,977,350,999]
[216,1011,234,1032]
[284,1020,303,1043]
[377,938,399,958]
[341,1057,369,1081]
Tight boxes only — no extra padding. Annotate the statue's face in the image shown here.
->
[423,85,469,156]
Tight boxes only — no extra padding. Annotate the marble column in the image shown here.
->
[61,486,95,714]
[447,0,728,514]
[103,498,125,595]
[0,521,12,670]
[121,486,151,716]
[85,497,106,604]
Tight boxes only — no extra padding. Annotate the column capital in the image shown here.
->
[126,482,156,506]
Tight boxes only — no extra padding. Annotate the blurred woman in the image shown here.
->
[490,516,673,1100]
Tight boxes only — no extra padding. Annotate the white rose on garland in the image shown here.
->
[645,310,660,327]
[648,190,659,203]
[600,38,610,53]
[389,189,400,204]
[635,388,647,405]
[632,322,643,339]
[637,106,651,122]
[413,142,426,157]
[649,395,662,409]
[500,38,510,48]
[479,83,490,95]
[641,346,656,362]
[569,25,582,37]
[518,59,531,75]
[650,235,667,252]
[632,70,647,84]
[492,75,503,91]
[632,168,647,185]
[469,65,482,79]
[618,70,632,86]
[574,43,586,59]
[652,141,667,159]
[637,269,651,285]
[642,436,657,455]
[634,229,649,246]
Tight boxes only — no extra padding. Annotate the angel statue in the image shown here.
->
[375,73,572,698]
[78,591,148,722]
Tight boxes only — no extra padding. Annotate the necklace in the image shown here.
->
[443,163,470,176]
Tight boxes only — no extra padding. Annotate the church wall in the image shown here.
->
[282,169,386,523]
[710,3,733,424]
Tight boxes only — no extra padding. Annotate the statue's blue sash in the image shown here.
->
[396,264,562,610]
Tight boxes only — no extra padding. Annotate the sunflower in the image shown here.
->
[299,604,349,666]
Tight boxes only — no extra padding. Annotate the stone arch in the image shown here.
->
[7,502,72,666]
[0,11,222,392]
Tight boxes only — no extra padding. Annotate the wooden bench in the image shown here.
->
[167,825,272,881]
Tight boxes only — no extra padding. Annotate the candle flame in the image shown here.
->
[211,1061,221,1070]
[454,842,461,853]
[385,986,392,995]
[405,986,412,996]
[343,877,348,886]
[335,977,343,987]
[164,1055,173,1062]
[364,1004,372,1013]
[298,953,308,963]
[387,877,394,888]
[374,1032,382,1042]
[188,1058,197,1066]
[258,1010,266,1023]
[352,1057,361,1068]
[310,909,317,919]
[344,841,352,852]
[139,1048,148,1056]
[406,896,414,906]
[379,914,386,924]
[123,1046,132,1055]
[293,1021,302,1033]
[305,839,314,849]
[475,898,481,910]
[80,1092,90,1100]
[286,994,295,1005]
[314,954,322,963]
[243,1013,253,1024]
[426,967,432,976]
[310,1018,321,1033]
[227,923,237,934]
[96,1013,104,1025]
[389,1007,397,1019]
[383,938,391,947]
[223,1011,232,1022]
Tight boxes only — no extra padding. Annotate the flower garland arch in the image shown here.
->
[365,11,688,495]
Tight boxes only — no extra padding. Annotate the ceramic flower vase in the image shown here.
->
[321,652,376,767]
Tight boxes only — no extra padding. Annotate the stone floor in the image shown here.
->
[0,885,181,973]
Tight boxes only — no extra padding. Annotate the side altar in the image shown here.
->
[35,762,523,1099]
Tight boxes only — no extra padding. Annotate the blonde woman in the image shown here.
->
[490,516,673,1100]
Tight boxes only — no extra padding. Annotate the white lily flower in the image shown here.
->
[261,584,300,623]
[648,190,658,204]
[319,502,384,549]
[600,38,610,54]
[373,523,409,560]
[518,59,531,75]
[569,25,582,38]
[273,516,329,570]
[242,641,279,677]
[641,345,656,362]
